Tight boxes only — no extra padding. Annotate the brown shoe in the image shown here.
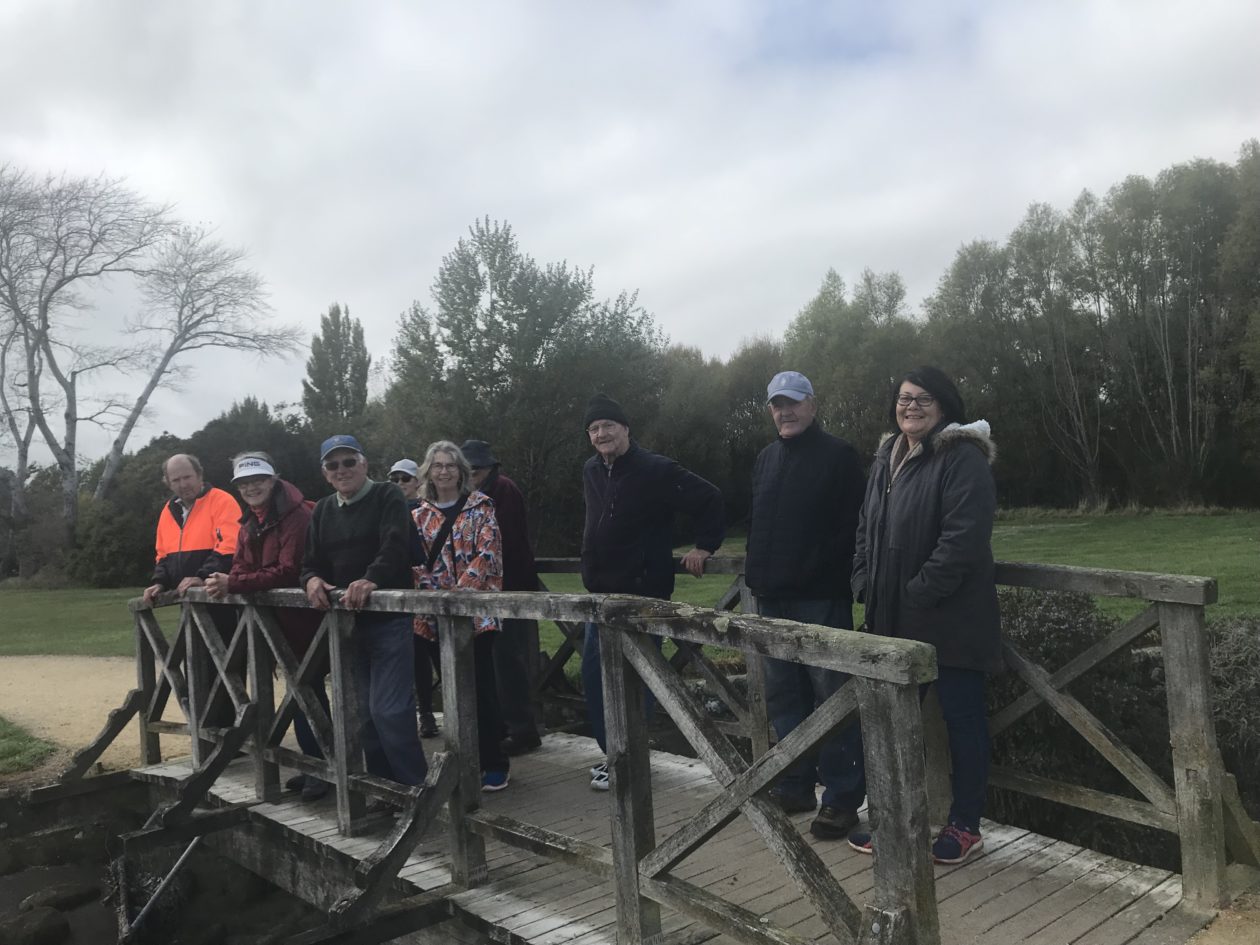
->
[810,805,859,840]
[501,732,542,756]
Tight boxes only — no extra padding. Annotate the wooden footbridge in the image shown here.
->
[17,558,1260,944]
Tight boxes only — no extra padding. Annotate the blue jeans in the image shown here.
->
[928,666,990,833]
[582,622,661,754]
[355,614,427,785]
[758,597,866,812]
[291,671,330,761]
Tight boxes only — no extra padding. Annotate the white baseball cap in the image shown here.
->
[232,456,276,481]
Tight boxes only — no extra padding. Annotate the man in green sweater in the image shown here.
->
[301,434,427,785]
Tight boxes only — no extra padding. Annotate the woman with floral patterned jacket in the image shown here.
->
[411,440,509,790]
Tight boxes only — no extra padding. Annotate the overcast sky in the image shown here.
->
[2,0,1259,466]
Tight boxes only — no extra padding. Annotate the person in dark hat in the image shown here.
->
[579,394,725,790]
[300,434,427,786]
[463,438,544,756]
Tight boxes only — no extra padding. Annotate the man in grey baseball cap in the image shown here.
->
[745,372,867,840]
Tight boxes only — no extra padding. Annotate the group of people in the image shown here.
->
[140,364,1001,866]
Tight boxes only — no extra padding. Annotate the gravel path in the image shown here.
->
[0,655,169,774]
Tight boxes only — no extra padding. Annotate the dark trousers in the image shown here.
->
[927,666,990,833]
[355,614,427,786]
[757,597,866,812]
[413,636,441,714]
[582,622,661,754]
[291,671,331,761]
[494,618,540,737]
[475,633,509,774]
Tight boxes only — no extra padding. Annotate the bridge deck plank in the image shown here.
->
[131,730,1199,944]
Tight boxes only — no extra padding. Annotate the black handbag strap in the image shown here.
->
[423,494,468,572]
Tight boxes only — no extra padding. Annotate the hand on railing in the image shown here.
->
[204,572,230,599]
[679,547,712,578]
[305,576,336,610]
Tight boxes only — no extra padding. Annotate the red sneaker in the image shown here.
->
[932,823,983,864]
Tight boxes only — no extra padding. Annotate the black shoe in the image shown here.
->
[301,776,330,802]
[810,805,859,840]
[419,713,439,738]
[501,731,542,756]
[770,789,817,814]
[285,773,305,792]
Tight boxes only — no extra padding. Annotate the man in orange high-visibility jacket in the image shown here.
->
[142,454,240,604]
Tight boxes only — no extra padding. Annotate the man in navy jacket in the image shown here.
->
[745,371,866,840]
[579,393,724,789]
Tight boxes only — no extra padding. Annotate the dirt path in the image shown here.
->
[0,655,148,777]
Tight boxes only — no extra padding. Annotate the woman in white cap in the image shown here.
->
[205,452,331,802]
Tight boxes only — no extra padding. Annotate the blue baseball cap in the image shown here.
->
[319,434,365,461]
[766,371,814,404]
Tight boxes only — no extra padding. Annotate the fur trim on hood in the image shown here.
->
[933,420,996,463]
[877,419,996,464]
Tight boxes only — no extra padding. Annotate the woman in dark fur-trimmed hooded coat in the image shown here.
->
[851,421,1002,675]
[849,366,1001,864]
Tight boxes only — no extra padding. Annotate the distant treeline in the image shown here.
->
[4,141,1259,583]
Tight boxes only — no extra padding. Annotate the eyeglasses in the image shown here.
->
[322,456,360,471]
[587,422,621,437]
[429,463,458,473]
[897,393,936,408]
[389,473,414,483]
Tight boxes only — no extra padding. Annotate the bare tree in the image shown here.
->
[94,226,302,499]
[0,166,299,545]
[0,166,172,543]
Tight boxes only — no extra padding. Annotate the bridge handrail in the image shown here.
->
[535,554,1219,605]
[121,585,940,945]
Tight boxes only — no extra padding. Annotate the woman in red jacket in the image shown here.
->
[206,453,330,802]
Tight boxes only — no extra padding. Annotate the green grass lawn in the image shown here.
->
[992,509,1260,619]
[0,587,141,657]
[0,715,57,775]
[1,510,1255,660]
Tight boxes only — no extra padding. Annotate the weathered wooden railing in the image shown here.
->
[69,583,942,945]
[534,556,772,754]
[989,561,1260,914]
[56,555,1258,941]
[530,556,1260,917]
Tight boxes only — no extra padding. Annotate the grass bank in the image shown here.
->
[0,715,56,775]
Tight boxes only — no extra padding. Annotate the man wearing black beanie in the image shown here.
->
[579,393,725,790]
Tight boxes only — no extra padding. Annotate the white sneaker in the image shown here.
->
[589,761,607,778]
[590,762,610,791]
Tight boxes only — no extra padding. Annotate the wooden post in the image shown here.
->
[439,614,488,886]
[599,624,662,945]
[246,606,280,802]
[182,604,213,766]
[738,579,771,759]
[856,678,940,945]
[328,610,367,836]
[135,612,161,766]
[1158,601,1227,913]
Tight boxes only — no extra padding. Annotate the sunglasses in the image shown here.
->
[389,473,415,483]
[322,456,360,471]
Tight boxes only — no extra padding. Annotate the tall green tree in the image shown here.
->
[382,218,665,553]
[783,268,919,454]
[302,303,371,432]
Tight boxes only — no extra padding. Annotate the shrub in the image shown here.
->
[988,589,1176,867]
[987,589,1260,869]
